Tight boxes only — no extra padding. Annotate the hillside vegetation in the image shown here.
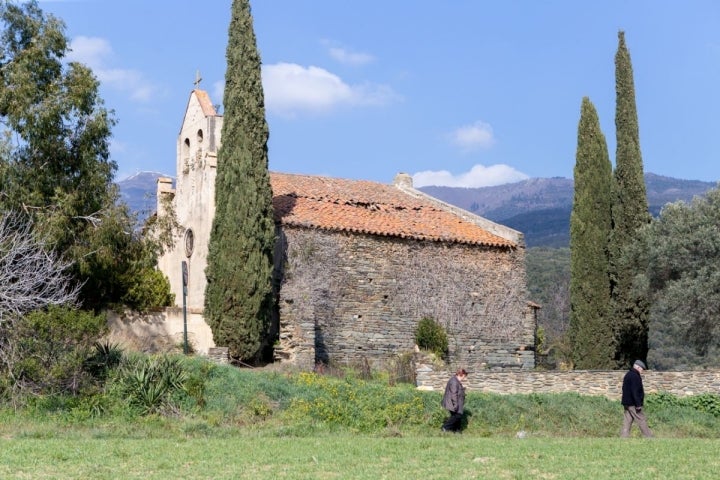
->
[6,354,720,438]
[4,353,720,477]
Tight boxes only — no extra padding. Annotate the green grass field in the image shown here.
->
[1,435,718,479]
[1,358,719,479]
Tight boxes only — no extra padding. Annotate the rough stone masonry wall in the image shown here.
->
[274,227,534,371]
[415,355,720,398]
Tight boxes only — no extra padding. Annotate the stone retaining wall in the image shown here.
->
[416,356,720,398]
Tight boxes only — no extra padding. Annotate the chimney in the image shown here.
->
[393,172,413,189]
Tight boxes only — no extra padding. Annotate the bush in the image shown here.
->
[122,267,174,312]
[0,306,107,400]
[110,354,189,415]
[83,341,124,381]
[414,317,448,359]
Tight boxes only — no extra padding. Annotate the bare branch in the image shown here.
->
[0,211,80,323]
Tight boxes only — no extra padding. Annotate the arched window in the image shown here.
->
[182,138,191,174]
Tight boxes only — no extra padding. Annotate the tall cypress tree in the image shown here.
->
[569,97,614,369]
[610,31,651,367]
[204,0,276,362]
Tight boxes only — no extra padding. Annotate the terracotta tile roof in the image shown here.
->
[270,172,516,248]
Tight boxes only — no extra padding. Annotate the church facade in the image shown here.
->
[156,89,537,371]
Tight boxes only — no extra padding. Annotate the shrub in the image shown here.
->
[83,341,124,381]
[182,360,215,409]
[0,306,107,400]
[414,317,448,359]
[122,267,174,312]
[686,393,720,417]
[111,354,188,415]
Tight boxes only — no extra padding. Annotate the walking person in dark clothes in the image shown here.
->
[621,359,653,438]
[441,368,467,432]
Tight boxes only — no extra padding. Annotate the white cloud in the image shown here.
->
[448,121,496,151]
[67,36,156,102]
[412,164,529,188]
[261,62,399,116]
[65,36,110,66]
[328,47,375,66]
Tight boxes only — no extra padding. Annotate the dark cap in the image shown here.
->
[633,360,647,370]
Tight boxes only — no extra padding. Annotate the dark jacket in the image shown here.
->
[441,375,466,414]
[621,367,645,408]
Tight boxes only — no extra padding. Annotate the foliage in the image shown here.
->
[110,354,189,415]
[0,306,107,401]
[525,247,570,344]
[204,0,276,363]
[83,341,123,381]
[181,360,215,409]
[0,1,172,313]
[414,317,448,358]
[5,364,720,442]
[609,30,652,367]
[646,392,720,418]
[121,267,174,312]
[628,188,720,368]
[569,97,614,369]
[287,372,430,432]
[0,211,80,322]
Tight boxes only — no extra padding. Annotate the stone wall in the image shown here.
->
[275,227,534,371]
[415,355,720,398]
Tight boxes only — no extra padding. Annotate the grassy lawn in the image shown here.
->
[1,435,718,479]
[2,359,719,479]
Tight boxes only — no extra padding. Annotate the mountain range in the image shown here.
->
[419,173,716,247]
[118,172,717,248]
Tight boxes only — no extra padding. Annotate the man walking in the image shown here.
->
[621,359,653,438]
[441,368,467,433]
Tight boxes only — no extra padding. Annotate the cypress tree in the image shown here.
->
[610,31,651,367]
[569,97,614,369]
[204,0,276,362]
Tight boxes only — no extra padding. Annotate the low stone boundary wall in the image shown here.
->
[416,358,720,398]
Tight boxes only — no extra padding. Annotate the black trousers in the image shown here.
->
[442,411,463,432]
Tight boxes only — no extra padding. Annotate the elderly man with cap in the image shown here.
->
[621,359,653,438]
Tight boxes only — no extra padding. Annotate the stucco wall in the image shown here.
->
[106,308,215,355]
[157,92,222,311]
[274,227,534,371]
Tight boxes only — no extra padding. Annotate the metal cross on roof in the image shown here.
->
[194,70,202,88]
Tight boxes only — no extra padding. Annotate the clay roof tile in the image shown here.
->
[270,172,517,248]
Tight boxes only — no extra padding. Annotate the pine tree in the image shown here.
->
[569,98,614,369]
[204,0,276,362]
[610,31,651,367]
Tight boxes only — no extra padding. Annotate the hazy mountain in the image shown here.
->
[420,173,716,247]
[118,171,716,246]
[117,171,173,224]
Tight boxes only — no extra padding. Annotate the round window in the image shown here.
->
[184,229,195,258]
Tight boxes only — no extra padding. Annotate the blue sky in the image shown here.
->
[39,0,720,187]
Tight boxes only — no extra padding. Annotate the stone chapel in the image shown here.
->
[154,89,537,371]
